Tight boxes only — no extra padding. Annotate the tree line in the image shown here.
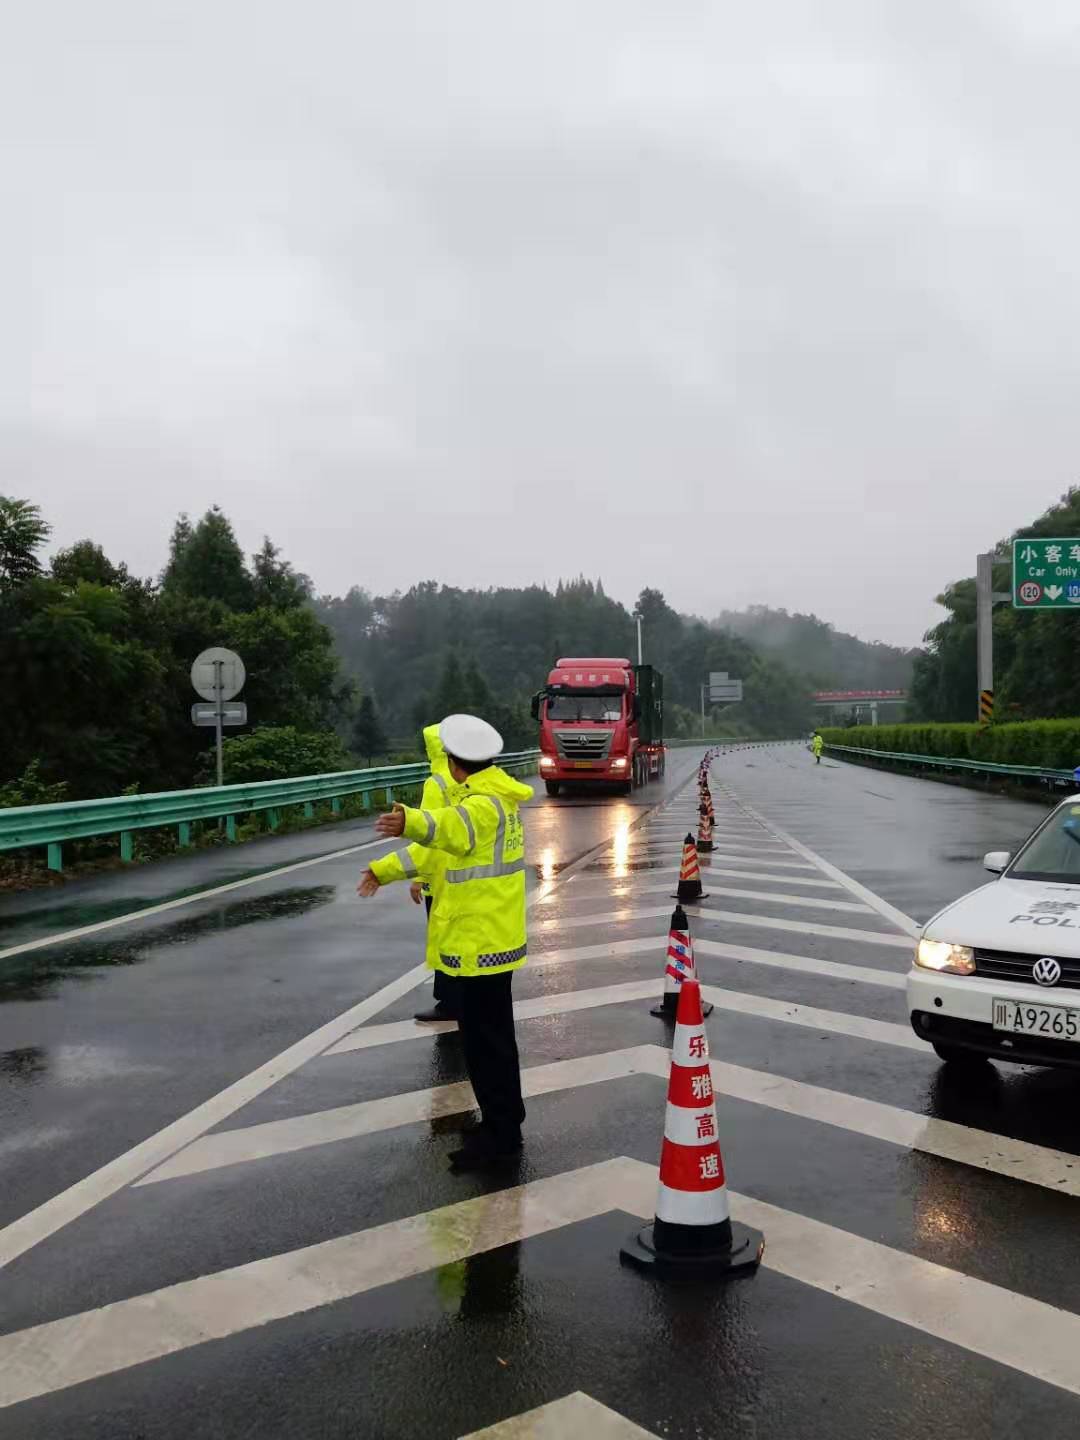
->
[911,486,1080,723]
[3,493,920,803]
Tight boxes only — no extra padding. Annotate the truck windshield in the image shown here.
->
[1009,805,1080,883]
[547,696,623,722]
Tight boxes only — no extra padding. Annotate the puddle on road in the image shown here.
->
[0,886,336,1004]
[584,859,670,873]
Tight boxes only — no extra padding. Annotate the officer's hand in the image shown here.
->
[375,804,406,838]
[409,882,424,905]
[357,869,380,897]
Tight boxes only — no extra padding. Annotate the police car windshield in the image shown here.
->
[547,696,623,722]
[1010,806,1080,882]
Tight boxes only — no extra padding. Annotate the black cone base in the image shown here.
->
[672,886,708,902]
[651,994,713,1018]
[620,1220,764,1279]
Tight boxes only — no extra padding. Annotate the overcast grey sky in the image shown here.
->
[9,1,1080,646]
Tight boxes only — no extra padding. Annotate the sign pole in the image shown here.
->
[976,552,994,724]
[214,659,225,787]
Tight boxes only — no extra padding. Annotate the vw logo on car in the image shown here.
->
[1033,957,1062,987]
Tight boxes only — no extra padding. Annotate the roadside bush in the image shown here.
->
[0,760,69,809]
[821,720,1080,770]
[197,725,353,785]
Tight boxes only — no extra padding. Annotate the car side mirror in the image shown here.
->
[984,851,1011,874]
[530,694,541,721]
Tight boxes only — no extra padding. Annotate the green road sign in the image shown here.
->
[1012,538,1080,609]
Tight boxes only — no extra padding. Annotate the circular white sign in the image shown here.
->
[191,647,246,701]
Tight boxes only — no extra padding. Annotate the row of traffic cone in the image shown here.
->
[622,756,764,1284]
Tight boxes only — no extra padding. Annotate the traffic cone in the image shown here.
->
[696,808,713,853]
[621,978,764,1279]
[652,906,713,1018]
[672,835,707,902]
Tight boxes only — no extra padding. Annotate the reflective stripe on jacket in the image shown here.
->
[370,764,532,977]
[418,724,453,895]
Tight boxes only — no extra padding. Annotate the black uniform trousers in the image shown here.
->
[457,971,526,1148]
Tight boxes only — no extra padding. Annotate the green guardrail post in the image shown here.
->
[331,797,342,814]
[268,809,280,831]
[47,842,62,873]
[225,815,237,842]
[303,802,315,819]
[386,786,394,804]
[178,822,192,848]
[120,831,133,863]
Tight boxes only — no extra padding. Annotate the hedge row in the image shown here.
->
[820,720,1080,770]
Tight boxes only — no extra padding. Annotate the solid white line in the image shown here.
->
[0,1159,654,1410]
[12,1153,1080,1405]
[325,977,922,1057]
[533,870,843,903]
[0,962,431,1271]
[541,884,871,916]
[463,1392,659,1438]
[536,904,912,948]
[694,937,905,990]
[730,1188,1080,1399]
[0,835,389,964]
[701,850,817,871]
[327,979,662,1054]
[710,1059,1080,1198]
[137,1046,662,1185]
[728,797,920,938]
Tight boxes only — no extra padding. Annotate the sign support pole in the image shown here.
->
[976,552,994,724]
[214,660,225,787]
[700,684,706,739]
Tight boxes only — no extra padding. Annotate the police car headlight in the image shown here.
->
[916,940,975,975]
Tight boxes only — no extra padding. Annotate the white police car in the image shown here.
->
[909,796,1080,1070]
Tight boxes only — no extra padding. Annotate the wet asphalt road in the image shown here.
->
[3,744,1080,1438]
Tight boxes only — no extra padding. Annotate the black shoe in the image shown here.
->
[448,1130,523,1172]
[414,1005,458,1023]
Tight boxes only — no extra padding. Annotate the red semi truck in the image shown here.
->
[531,657,665,796]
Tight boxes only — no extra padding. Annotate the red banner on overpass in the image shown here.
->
[812,690,907,703]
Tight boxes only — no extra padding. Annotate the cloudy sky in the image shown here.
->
[9,1,1080,646]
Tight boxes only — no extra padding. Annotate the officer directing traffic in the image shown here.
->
[357,714,531,1171]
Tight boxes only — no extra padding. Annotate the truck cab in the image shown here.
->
[532,657,664,796]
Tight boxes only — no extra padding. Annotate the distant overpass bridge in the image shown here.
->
[812,690,907,725]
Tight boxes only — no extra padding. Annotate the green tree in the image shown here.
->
[252,538,312,610]
[51,540,130,591]
[0,497,50,589]
[162,506,255,610]
[351,694,388,764]
[431,652,471,718]
[198,725,352,785]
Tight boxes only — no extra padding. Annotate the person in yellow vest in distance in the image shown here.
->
[411,723,461,1024]
[358,714,531,1172]
[812,733,824,764]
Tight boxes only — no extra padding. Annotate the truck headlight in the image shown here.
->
[611,758,627,769]
[539,756,555,769]
[915,940,975,975]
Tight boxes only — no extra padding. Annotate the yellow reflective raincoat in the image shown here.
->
[418,724,453,898]
[812,734,824,759]
[370,765,532,977]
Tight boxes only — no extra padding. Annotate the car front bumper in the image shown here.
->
[908,967,1080,1069]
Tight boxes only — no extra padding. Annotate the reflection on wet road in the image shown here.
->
[3,744,1080,1437]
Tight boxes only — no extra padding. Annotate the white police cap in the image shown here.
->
[439,713,504,764]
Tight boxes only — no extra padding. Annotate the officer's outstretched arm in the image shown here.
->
[401,797,496,858]
[369,843,435,885]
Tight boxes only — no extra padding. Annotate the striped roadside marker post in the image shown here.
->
[622,978,763,1278]
[651,906,713,1019]
[673,835,708,903]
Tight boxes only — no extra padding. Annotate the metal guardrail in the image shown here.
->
[0,751,541,872]
[825,743,1076,786]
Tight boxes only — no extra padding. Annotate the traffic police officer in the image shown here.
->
[358,714,531,1171]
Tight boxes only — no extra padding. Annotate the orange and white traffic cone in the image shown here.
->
[696,808,713,853]
[672,834,707,902]
[622,978,764,1278]
[652,906,713,1018]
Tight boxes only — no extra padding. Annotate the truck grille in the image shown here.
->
[553,730,613,760]
[974,948,1080,990]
